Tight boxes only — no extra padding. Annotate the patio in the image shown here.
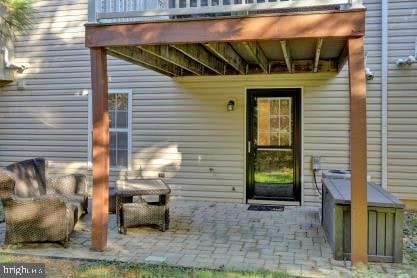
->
[0,200,412,277]
[86,6,371,265]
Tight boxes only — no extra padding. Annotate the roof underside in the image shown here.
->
[107,37,347,77]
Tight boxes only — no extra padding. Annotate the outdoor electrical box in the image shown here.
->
[311,156,321,171]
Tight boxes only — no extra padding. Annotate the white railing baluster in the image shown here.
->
[351,0,363,8]
[88,0,97,22]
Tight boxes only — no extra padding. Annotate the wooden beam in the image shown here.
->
[107,46,182,77]
[86,10,366,47]
[347,36,368,267]
[338,42,348,72]
[171,44,226,75]
[90,47,109,252]
[139,45,204,75]
[280,40,293,73]
[313,38,324,73]
[241,42,269,73]
[205,42,246,74]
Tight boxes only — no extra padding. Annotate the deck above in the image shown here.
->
[88,0,363,23]
[86,9,365,76]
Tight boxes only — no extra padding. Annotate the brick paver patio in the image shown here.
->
[0,201,414,277]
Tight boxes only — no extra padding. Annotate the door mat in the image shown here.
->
[248,205,284,212]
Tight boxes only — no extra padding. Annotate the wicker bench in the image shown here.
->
[115,179,170,234]
[0,158,88,247]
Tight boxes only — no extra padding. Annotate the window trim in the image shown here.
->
[88,89,132,170]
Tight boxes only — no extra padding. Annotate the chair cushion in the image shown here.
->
[6,158,46,198]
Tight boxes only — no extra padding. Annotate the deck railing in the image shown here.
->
[88,0,363,23]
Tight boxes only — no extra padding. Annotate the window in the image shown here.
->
[88,90,132,169]
[257,97,292,147]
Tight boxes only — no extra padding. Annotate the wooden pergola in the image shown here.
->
[85,9,368,266]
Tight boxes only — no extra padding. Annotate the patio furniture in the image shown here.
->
[0,158,88,247]
[108,187,132,213]
[116,179,170,234]
[322,177,404,263]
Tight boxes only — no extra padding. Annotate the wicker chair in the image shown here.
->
[0,158,88,247]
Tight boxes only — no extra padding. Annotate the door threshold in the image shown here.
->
[247,199,301,206]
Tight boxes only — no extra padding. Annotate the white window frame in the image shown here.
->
[88,89,132,170]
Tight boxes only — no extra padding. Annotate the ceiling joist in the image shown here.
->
[269,59,337,73]
[280,40,293,73]
[338,43,348,72]
[313,38,324,73]
[240,42,269,73]
[171,44,226,75]
[139,45,204,75]
[107,37,345,77]
[204,42,246,74]
[107,46,182,77]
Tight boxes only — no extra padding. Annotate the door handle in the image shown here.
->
[248,141,251,153]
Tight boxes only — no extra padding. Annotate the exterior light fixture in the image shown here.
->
[396,55,416,67]
[1,47,29,73]
[364,52,374,81]
[365,67,374,80]
[227,100,235,112]
[396,38,417,67]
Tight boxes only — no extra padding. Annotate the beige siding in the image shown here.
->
[0,0,413,205]
[387,0,417,201]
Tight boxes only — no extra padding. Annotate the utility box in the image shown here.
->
[322,177,404,263]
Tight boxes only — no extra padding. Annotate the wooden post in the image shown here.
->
[347,36,368,267]
[90,47,109,252]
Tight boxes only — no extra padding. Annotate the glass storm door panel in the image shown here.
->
[247,89,301,202]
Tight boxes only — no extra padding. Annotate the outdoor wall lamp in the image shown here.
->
[364,52,374,81]
[227,100,235,112]
[396,38,417,67]
[365,67,374,81]
[396,55,416,67]
[1,47,29,73]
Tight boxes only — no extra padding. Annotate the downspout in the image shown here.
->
[381,0,388,190]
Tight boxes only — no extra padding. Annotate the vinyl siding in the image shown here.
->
[387,0,417,201]
[0,0,413,204]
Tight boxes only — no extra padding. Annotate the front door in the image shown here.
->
[246,89,301,202]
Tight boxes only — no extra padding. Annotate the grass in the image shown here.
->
[254,170,293,184]
[404,210,417,265]
[0,253,290,278]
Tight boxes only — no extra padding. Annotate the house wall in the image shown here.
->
[387,0,417,207]
[0,0,414,206]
